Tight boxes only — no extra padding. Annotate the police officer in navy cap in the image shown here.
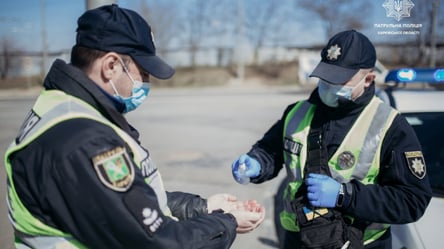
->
[231,29,432,249]
[5,4,265,248]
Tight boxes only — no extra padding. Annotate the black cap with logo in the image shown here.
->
[76,4,175,79]
[310,30,376,85]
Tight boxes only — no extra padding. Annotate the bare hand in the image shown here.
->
[207,193,239,213]
[230,200,265,234]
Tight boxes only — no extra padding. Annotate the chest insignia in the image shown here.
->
[337,151,356,170]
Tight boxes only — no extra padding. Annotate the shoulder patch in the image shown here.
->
[404,151,426,179]
[92,146,135,191]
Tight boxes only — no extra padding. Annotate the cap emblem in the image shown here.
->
[327,44,341,61]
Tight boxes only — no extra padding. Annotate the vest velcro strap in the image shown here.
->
[307,130,321,151]
[306,128,330,176]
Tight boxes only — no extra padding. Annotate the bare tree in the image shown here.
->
[295,0,372,41]
[185,1,207,67]
[243,0,291,64]
[0,37,20,80]
[1,16,22,80]
[180,0,228,67]
[429,0,439,67]
[133,0,235,73]
[408,0,443,67]
[137,0,180,58]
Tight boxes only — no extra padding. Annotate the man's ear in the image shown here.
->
[364,72,376,87]
[101,52,120,81]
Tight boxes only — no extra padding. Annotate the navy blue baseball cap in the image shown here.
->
[310,30,376,84]
[76,4,175,79]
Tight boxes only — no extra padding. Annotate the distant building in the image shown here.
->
[1,43,443,79]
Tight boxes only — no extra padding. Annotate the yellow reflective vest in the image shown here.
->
[279,96,398,245]
[5,90,172,248]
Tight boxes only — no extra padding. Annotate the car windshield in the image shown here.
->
[403,112,444,197]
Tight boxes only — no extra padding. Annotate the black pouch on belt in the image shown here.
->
[292,129,364,249]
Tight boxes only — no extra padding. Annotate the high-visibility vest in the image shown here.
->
[279,97,398,245]
[5,90,172,248]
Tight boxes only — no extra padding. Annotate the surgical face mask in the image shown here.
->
[110,63,151,113]
[317,78,365,108]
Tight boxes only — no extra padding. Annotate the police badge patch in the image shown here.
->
[92,146,135,191]
[404,151,426,179]
[337,151,356,170]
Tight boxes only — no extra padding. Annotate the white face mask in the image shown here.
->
[317,78,365,108]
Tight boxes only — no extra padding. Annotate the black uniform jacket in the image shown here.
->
[247,84,432,225]
[9,59,237,249]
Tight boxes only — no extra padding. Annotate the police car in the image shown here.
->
[378,68,444,249]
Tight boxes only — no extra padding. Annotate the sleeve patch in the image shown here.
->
[92,146,135,191]
[404,151,426,179]
[123,187,165,236]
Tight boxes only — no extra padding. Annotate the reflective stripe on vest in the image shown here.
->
[280,101,315,232]
[280,97,398,245]
[14,230,86,249]
[5,90,172,248]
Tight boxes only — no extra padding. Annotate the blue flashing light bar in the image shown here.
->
[397,69,416,81]
[385,68,444,84]
[434,69,444,82]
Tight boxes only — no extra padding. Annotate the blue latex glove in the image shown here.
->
[305,173,341,208]
[231,154,261,184]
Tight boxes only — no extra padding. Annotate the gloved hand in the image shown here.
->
[231,154,261,184]
[305,173,341,208]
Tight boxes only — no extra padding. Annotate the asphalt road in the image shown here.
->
[0,84,311,249]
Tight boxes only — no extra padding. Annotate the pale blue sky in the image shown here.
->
[0,0,438,53]
[0,0,85,52]
[0,0,139,52]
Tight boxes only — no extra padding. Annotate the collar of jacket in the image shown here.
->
[42,59,141,142]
